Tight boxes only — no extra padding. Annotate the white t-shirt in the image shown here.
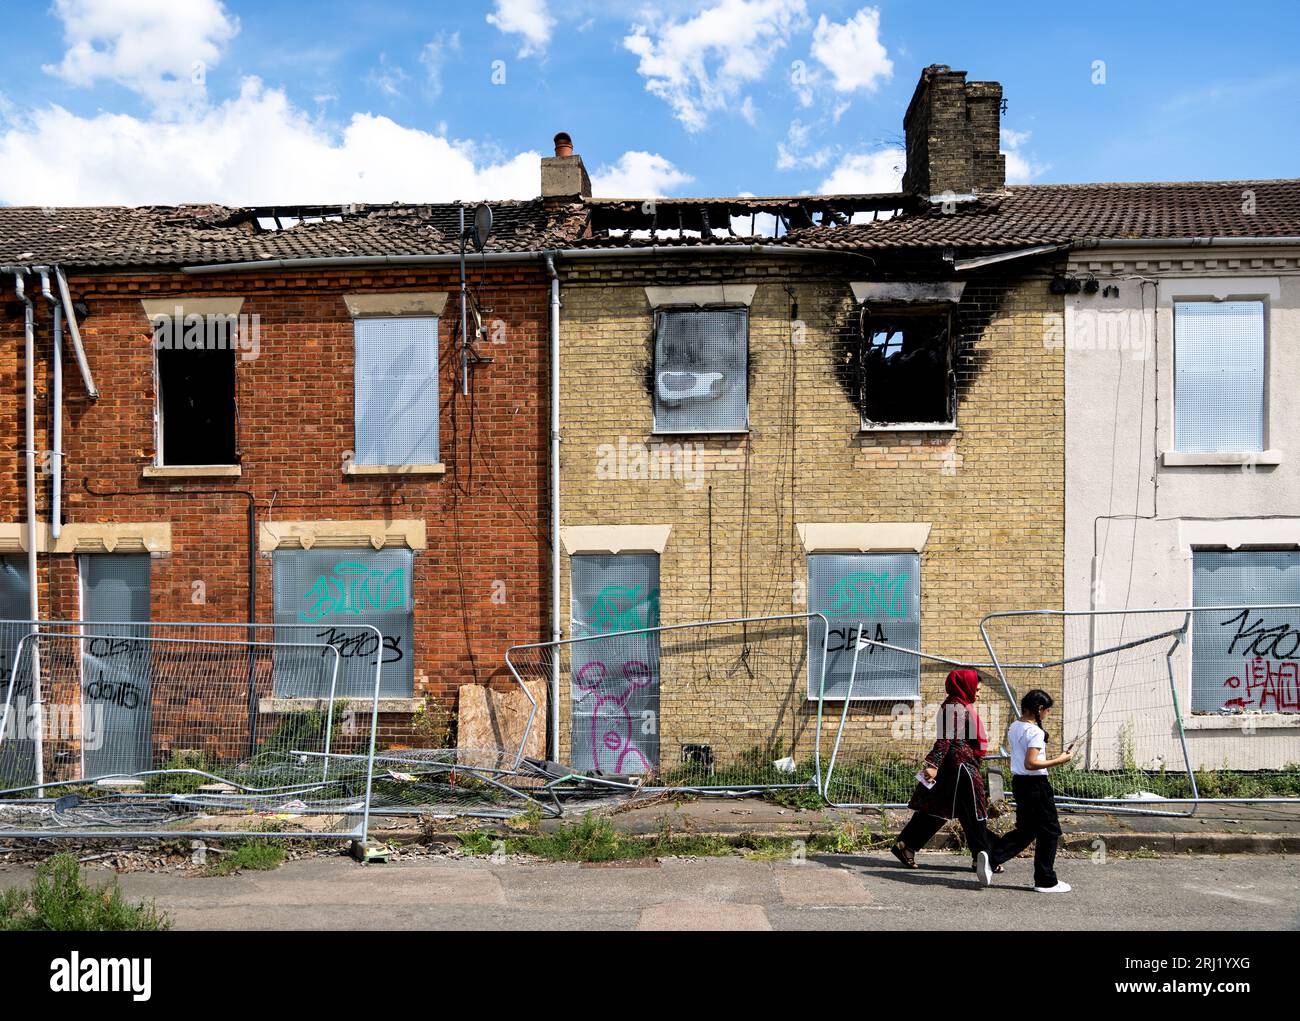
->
[1008,719,1048,776]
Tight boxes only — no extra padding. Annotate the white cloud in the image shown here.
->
[364,54,408,99]
[1001,126,1046,183]
[775,119,831,171]
[818,148,904,194]
[0,79,544,205]
[810,8,892,93]
[591,151,693,198]
[623,0,809,132]
[43,0,239,111]
[486,0,555,58]
[419,32,461,99]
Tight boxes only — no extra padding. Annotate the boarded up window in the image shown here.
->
[273,548,414,697]
[1175,301,1265,453]
[860,309,953,426]
[1192,550,1300,714]
[807,552,921,699]
[569,553,660,774]
[653,308,748,433]
[354,317,440,465]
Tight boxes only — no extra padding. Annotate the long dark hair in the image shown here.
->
[1020,688,1054,743]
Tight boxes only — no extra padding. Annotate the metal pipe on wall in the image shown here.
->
[38,271,63,539]
[12,270,44,788]
[54,267,98,401]
[544,253,562,759]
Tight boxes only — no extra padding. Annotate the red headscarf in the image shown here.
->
[941,668,988,758]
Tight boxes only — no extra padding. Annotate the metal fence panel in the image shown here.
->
[0,620,382,841]
[508,613,830,791]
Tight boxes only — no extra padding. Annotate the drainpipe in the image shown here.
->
[544,253,562,760]
[13,270,43,788]
[38,271,63,539]
[54,267,98,401]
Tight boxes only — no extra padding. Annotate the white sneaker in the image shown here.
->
[975,851,993,888]
[1034,881,1072,894]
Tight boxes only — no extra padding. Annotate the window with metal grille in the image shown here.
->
[653,308,748,434]
[354,317,440,465]
[1174,301,1265,453]
[1191,550,1300,714]
[807,552,921,700]
[860,308,954,427]
[569,553,660,774]
[272,548,414,697]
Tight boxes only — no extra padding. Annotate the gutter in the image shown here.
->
[179,243,866,275]
[1072,235,1300,251]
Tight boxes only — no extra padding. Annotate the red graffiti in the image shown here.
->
[1222,658,1300,712]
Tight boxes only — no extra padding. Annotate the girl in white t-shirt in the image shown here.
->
[989,689,1074,893]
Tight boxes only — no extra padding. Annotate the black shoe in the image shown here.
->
[891,842,918,869]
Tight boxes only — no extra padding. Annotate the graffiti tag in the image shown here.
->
[299,562,407,622]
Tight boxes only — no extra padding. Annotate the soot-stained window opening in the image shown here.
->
[653,307,749,434]
[155,314,238,466]
[860,306,955,428]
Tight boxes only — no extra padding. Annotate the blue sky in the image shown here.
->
[0,0,1297,206]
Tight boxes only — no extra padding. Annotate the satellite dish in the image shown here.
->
[471,203,493,252]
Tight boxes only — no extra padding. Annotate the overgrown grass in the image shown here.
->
[144,749,210,794]
[452,812,882,863]
[204,838,287,876]
[0,853,170,931]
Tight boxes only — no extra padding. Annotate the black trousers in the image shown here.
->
[991,774,1061,887]
[897,769,989,858]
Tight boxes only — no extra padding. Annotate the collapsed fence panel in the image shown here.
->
[506,613,833,792]
[980,605,1300,814]
[0,621,382,840]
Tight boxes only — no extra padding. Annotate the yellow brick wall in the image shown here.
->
[557,259,1065,773]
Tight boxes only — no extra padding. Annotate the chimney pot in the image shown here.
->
[553,132,574,158]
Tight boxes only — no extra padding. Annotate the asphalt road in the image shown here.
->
[6,850,1297,930]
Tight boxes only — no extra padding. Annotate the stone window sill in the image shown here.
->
[143,465,242,478]
[1161,450,1281,468]
[860,423,959,434]
[344,463,446,476]
[258,697,422,714]
[1184,713,1299,730]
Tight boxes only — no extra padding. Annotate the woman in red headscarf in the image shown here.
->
[891,668,996,885]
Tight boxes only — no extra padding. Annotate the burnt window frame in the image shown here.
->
[151,312,241,468]
[651,304,750,436]
[857,303,957,431]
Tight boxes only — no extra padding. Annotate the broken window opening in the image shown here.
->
[859,306,955,428]
[652,307,749,434]
[155,316,238,466]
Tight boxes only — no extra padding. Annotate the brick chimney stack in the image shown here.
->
[541,132,591,199]
[902,65,1006,201]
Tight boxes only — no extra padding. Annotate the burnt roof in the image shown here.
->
[2,178,1298,270]
[0,199,588,269]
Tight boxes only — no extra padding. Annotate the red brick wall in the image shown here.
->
[0,264,552,754]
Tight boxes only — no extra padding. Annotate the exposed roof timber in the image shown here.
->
[588,193,908,232]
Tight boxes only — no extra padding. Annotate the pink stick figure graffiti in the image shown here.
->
[574,659,654,773]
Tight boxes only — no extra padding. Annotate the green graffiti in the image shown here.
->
[588,584,660,634]
[825,572,907,618]
[299,562,407,622]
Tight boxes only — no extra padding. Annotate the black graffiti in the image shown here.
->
[1221,609,1300,661]
[84,674,143,710]
[827,623,888,654]
[314,627,404,664]
[86,636,149,659]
